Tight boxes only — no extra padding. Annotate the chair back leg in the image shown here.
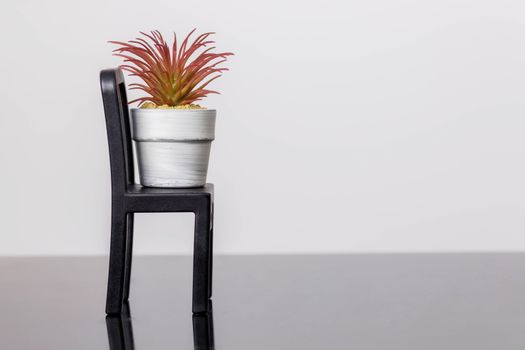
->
[106,211,132,314]
[106,302,135,349]
[123,213,135,300]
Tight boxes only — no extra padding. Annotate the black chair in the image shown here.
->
[100,68,214,315]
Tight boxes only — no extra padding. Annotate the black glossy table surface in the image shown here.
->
[1,253,525,349]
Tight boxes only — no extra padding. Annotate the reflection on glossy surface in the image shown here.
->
[193,302,214,350]
[2,254,525,349]
[106,303,135,350]
[106,302,214,350]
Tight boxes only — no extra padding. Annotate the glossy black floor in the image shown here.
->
[1,254,525,349]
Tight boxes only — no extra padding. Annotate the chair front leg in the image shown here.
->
[193,300,214,349]
[192,208,212,313]
[208,203,214,299]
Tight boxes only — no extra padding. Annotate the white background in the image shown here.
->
[0,0,524,256]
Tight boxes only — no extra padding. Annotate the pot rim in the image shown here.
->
[131,108,216,112]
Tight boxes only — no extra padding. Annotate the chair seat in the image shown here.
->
[126,183,214,196]
[122,183,214,213]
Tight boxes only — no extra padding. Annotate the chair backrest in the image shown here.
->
[100,68,134,194]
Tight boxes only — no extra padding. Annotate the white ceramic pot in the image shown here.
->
[131,108,216,188]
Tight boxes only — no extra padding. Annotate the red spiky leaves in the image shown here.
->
[110,30,233,106]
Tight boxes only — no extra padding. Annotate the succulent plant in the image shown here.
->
[110,29,233,107]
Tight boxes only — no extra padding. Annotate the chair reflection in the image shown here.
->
[106,302,214,350]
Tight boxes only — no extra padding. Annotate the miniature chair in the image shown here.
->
[100,68,214,315]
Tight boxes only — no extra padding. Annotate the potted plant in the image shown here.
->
[110,29,233,187]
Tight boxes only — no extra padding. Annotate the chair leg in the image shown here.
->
[123,213,134,301]
[193,300,214,350]
[192,209,211,313]
[106,302,135,350]
[208,204,214,299]
[106,210,128,314]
